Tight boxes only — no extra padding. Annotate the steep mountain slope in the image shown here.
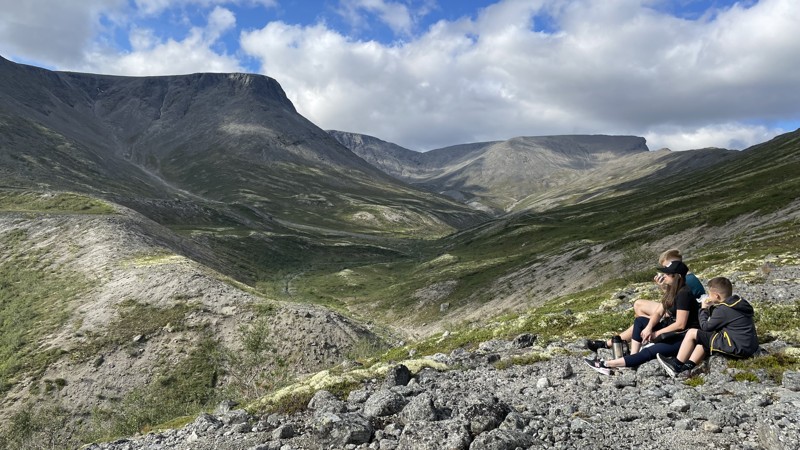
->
[0,55,485,236]
[0,196,386,439]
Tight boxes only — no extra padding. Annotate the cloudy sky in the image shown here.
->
[2,0,799,151]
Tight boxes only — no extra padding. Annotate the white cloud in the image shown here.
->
[83,6,242,75]
[133,0,276,16]
[240,0,800,150]
[2,0,797,151]
[644,123,785,151]
[336,0,420,36]
[0,0,126,67]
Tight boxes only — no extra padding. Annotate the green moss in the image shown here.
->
[260,390,315,415]
[754,302,800,343]
[727,352,800,383]
[733,371,760,383]
[683,376,705,387]
[494,352,550,370]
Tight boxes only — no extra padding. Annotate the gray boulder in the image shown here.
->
[782,371,800,391]
[400,392,437,424]
[399,419,471,450]
[461,398,511,435]
[312,412,373,447]
[469,428,534,450]
[385,364,412,387]
[512,333,536,349]
[364,389,408,418]
[308,389,346,414]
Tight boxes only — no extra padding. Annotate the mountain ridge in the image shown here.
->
[0,55,486,235]
[328,129,763,215]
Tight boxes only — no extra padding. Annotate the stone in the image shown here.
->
[191,413,223,433]
[364,389,407,418]
[379,439,399,450]
[348,388,370,404]
[220,409,250,426]
[675,419,695,431]
[399,392,437,424]
[670,399,690,413]
[398,420,471,450]
[469,428,534,450]
[512,333,536,349]
[272,424,294,439]
[384,364,412,387]
[308,389,346,414]
[536,377,550,389]
[462,398,511,435]
[248,443,281,450]
[782,371,800,391]
[558,362,573,379]
[703,422,722,433]
[313,412,373,447]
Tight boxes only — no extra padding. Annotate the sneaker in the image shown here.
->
[584,358,611,376]
[656,354,685,378]
[586,340,608,352]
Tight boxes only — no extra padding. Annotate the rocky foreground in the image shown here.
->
[84,335,800,450]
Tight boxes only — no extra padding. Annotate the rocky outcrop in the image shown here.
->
[84,336,800,450]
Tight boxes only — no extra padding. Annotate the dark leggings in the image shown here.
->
[623,317,682,367]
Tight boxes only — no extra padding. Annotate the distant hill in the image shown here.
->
[0,55,485,235]
[329,130,745,214]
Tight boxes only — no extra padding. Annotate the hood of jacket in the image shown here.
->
[721,295,754,316]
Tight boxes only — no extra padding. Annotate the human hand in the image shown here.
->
[641,327,653,342]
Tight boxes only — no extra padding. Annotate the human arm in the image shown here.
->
[641,304,665,342]
[653,309,689,336]
[699,302,728,331]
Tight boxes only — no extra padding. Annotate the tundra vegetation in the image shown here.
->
[0,54,799,447]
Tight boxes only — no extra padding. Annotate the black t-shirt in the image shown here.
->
[667,285,700,329]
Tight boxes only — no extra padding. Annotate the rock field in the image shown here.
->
[85,335,800,450]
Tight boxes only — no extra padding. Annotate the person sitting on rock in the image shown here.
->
[584,260,700,375]
[659,248,705,298]
[586,249,705,355]
[657,276,758,377]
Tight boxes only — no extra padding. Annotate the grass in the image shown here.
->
[0,190,115,214]
[84,338,224,441]
[727,352,800,383]
[494,352,550,370]
[0,230,91,395]
[71,299,196,362]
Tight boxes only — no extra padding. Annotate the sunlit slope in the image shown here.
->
[293,129,800,331]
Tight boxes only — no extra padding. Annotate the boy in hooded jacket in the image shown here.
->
[657,276,759,377]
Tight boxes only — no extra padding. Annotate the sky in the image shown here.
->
[1,0,799,152]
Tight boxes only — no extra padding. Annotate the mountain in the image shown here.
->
[330,130,660,213]
[2,53,799,447]
[0,55,486,236]
[305,129,800,332]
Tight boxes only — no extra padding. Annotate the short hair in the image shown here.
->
[659,249,683,265]
[708,277,733,298]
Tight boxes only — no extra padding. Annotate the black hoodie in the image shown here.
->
[699,295,759,357]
